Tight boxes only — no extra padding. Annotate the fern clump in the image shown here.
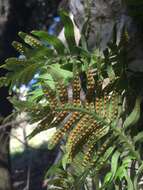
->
[1,10,143,190]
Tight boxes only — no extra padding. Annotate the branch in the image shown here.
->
[0,118,28,130]
[5,131,33,150]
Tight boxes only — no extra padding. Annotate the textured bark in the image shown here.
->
[70,0,126,50]
[69,0,143,72]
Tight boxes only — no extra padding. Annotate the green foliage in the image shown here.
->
[1,10,143,190]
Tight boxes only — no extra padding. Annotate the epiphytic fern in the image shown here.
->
[1,10,143,190]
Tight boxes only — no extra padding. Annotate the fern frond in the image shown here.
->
[12,41,27,54]
[52,111,68,125]
[67,117,105,160]
[48,112,81,149]
[18,32,42,48]
[86,69,95,102]
[66,115,93,158]
[56,82,68,104]
[90,136,116,169]
[72,73,81,103]
[107,91,120,121]
[82,126,109,167]
[3,16,143,190]
[42,86,58,111]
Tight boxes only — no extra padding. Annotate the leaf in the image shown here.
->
[104,48,116,81]
[134,131,143,144]
[1,57,43,88]
[28,47,54,61]
[45,162,65,178]
[115,157,132,181]
[2,57,27,71]
[124,169,134,190]
[47,64,73,83]
[38,73,56,90]
[12,41,28,54]
[122,156,133,168]
[123,96,142,130]
[31,30,65,54]
[18,63,40,85]
[79,35,88,51]
[18,32,42,48]
[28,88,44,102]
[115,166,125,180]
[62,154,70,170]
[60,10,76,53]
[71,153,84,176]
[74,46,90,59]
[9,97,34,111]
[0,77,8,87]
[107,64,116,81]
[104,172,112,185]
[94,146,115,171]
[110,151,120,181]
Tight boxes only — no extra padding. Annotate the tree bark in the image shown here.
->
[0,0,13,189]
[69,0,143,72]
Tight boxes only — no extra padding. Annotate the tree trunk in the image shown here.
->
[0,127,12,190]
[0,0,13,189]
[69,0,143,72]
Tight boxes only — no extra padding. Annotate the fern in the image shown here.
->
[1,10,143,190]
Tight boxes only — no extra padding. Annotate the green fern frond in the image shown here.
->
[82,126,110,167]
[89,136,116,168]
[2,13,143,190]
[12,41,28,54]
[48,112,81,149]
[66,115,92,158]
[67,117,105,160]
[18,32,42,48]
